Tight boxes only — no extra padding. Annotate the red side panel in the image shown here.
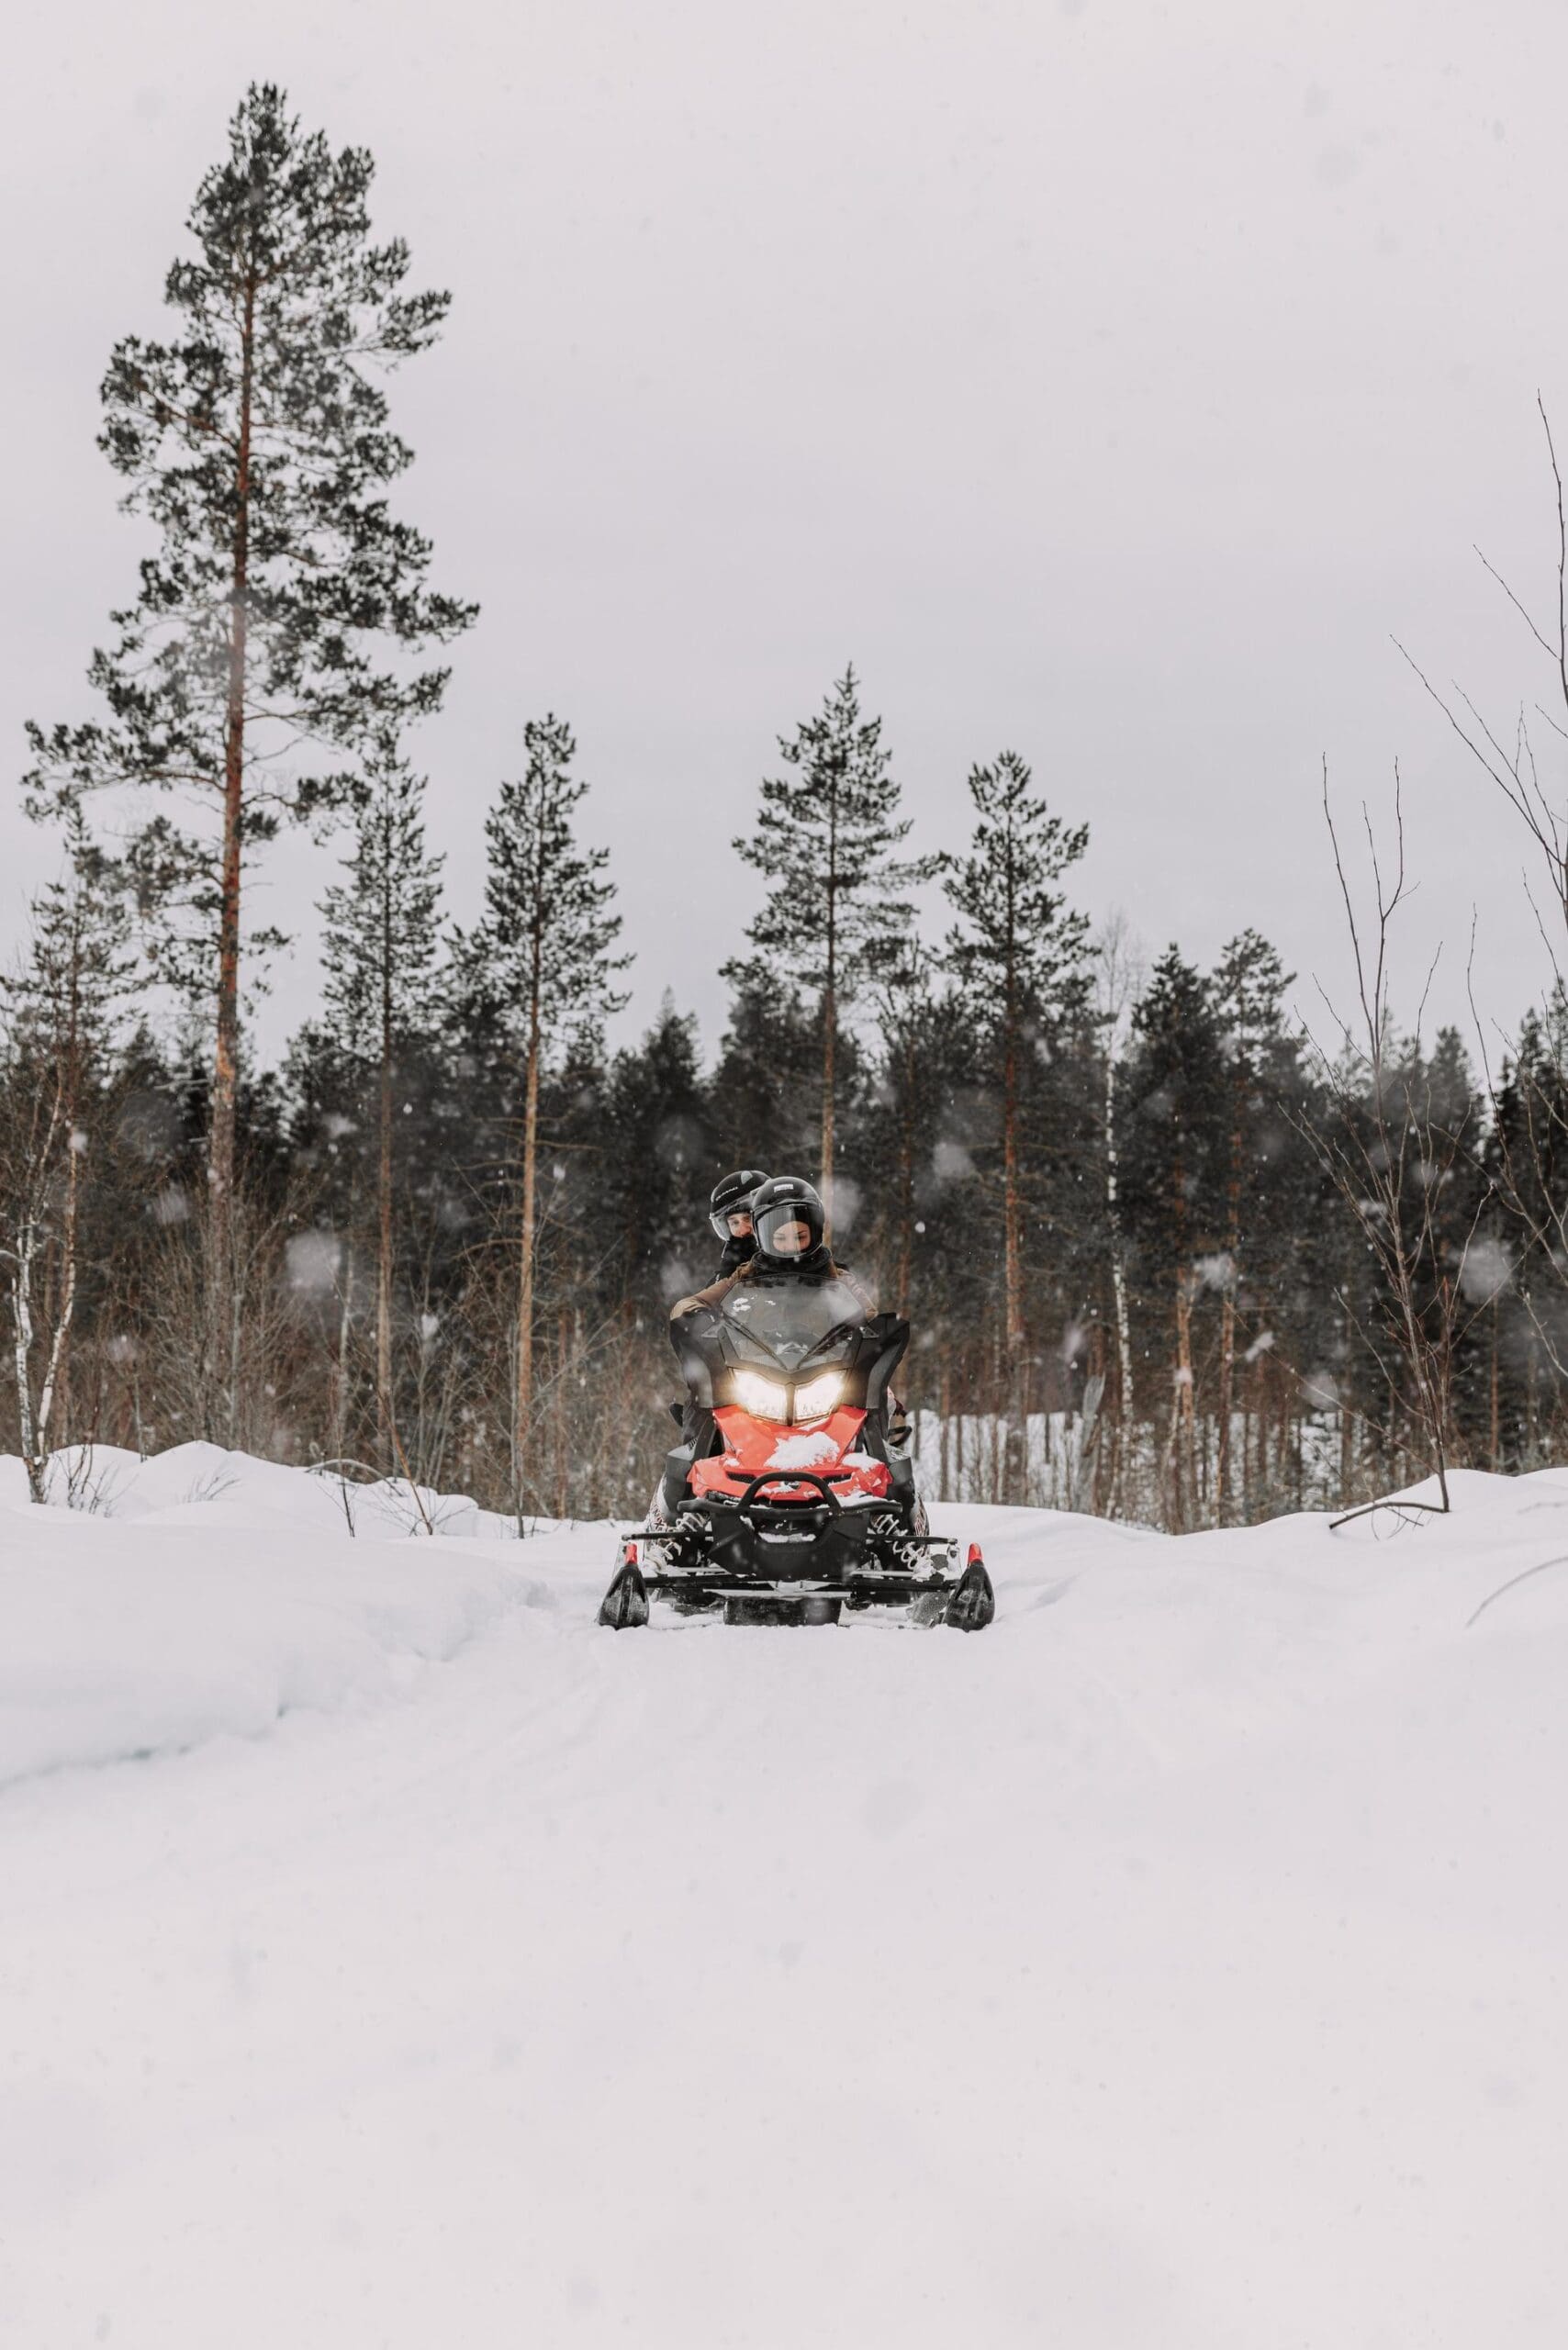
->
[688,1405,892,1501]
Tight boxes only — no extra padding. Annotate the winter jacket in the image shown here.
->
[670,1255,876,1323]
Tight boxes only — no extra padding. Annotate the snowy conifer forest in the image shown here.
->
[0,90,1560,1531]
[10,32,1568,2350]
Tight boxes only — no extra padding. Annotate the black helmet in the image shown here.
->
[709,1166,767,1246]
[750,1175,827,1265]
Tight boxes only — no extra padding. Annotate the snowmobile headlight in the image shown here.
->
[792,1371,845,1423]
[731,1369,790,1420]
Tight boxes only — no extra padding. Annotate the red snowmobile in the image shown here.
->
[596,1270,995,1631]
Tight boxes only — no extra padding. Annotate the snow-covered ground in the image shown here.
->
[3,1446,1565,2348]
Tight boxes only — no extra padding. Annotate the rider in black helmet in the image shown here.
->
[747,1175,834,1277]
[672,1177,872,1315]
[708,1166,767,1279]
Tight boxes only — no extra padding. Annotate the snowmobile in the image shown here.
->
[596,1271,995,1632]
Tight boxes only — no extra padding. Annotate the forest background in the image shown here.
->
[6,79,1568,1534]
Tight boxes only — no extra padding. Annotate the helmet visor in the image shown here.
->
[755,1197,824,1259]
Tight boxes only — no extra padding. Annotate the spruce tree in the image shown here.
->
[319,752,445,1458]
[1126,949,1228,1528]
[23,83,475,1418]
[599,1002,718,1301]
[726,666,936,1214]
[711,968,849,1183]
[944,750,1090,1438]
[459,717,628,1520]
[1210,930,1297,1520]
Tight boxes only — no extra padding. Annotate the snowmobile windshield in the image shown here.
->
[718,1274,869,1366]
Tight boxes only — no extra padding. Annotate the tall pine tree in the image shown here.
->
[1126,948,1228,1528]
[726,666,935,1215]
[1210,930,1297,1521]
[944,751,1090,1436]
[319,752,445,1459]
[458,717,628,1521]
[23,83,475,1420]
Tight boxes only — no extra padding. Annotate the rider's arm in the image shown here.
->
[833,1263,878,1317]
[670,1267,743,1319]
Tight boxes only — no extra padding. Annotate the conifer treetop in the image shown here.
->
[463,715,631,1062]
[2,807,138,1072]
[726,666,940,1000]
[23,80,476,1002]
[319,752,445,1066]
[944,748,1091,1024]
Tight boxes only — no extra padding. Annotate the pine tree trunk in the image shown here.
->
[1339,1291,1355,1508]
[821,976,835,1225]
[514,939,543,1528]
[1173,1270,1197,1528]
[1002,976,1026,1502]
[1002,1000,1023,1362]
[376,1046,394,1465]
[895,1025,914,1315]
[821,773,840,1225]
[1000,852,1026,1503]
[209,266,258,1438]
[375,845,395,1465]
[1166,1143,1195,1528]
[1215,1083,1243,1523]
[333,1244,353,1463]
[1103,1039,1133,1511]
[1280,1374,1294,1507]
[1526,1331,1539,1463]
[554,1299,572,1519]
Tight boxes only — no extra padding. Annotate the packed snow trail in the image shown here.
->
[3,1450,1566,2347]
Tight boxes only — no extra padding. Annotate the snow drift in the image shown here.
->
[0,1444,543,1784]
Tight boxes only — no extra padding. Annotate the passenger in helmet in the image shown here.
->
[708,1166,767,1279]
[671,1177,871,1318]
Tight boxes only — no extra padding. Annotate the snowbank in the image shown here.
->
[0,1444,544,1785]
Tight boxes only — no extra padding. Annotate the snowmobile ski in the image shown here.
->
[598,1551,651,1630]
[944,1545,997,1633]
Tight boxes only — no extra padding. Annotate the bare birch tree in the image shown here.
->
[1303,769,1481,1517]
[0,820,132,1499]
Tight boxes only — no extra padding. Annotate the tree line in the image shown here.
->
[4,83,1563,1528]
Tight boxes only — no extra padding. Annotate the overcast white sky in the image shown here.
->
[4,0,1566,1066]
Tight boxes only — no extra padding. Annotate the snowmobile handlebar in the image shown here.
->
[731,1469,849,1516]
